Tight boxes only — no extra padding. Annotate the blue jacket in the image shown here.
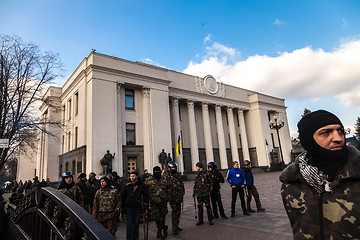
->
[243,167,254,186]
[226,168,246,187]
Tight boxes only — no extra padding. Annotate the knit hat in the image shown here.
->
[298,110,344,151]
[196,162,203,168]
[297,109,347,176]
[79,173,87,178]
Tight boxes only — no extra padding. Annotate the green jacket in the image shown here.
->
[193,169,213,198]
[145,175,168,204]
[163,170,185,203]
[280,146,360,240]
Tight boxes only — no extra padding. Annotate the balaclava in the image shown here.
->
[298,110,347,176]
[153,166,162,180]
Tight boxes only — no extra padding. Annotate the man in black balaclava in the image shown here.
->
[280,109,360,240]
[144,166,168,239]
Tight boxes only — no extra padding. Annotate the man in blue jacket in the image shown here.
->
[226,161,250,217]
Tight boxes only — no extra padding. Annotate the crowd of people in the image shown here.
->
[53,160,265,239]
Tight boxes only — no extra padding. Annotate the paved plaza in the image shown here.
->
[115,171,293,240]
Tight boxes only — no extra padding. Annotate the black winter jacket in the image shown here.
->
[121,179,149,209]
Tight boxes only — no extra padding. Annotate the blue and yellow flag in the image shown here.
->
[176,134,182,157]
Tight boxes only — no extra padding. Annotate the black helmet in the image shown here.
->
[208,161,217,170]
[168,161,177,170]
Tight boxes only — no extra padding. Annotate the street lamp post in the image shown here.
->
[269,116,286,168]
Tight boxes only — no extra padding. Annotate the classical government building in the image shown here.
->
[17,52,292,181]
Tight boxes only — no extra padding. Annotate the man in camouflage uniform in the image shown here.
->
[58,171,84,206]
[145,166,169,239]
[86,172,100,214]
[193,162,214,225]
[280,110,360,239]
[75,173,89,210]
[163,161,185,235]
[93,175,121,236]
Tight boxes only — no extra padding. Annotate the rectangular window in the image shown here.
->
[126,123,136,145]
[125,89,135,110]
[59,165,62,177]
[75,127,78,149]
[65,162,69,171]
[74,92,79,115]
[68,99,72,120]
[72,160,76,175]
[77,161,82,173]
[62,135,65,154]
[68,131,71,152]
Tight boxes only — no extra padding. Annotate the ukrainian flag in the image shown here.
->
[176,134,182,157]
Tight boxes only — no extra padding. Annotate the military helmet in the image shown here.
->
[99,175,109,181]
[61,171,73,181]
[89,172,96,179]
[168,161,177,169]
[207,161,217,170]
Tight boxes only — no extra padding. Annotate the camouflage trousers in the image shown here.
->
[197,195,213,220]
[246,185,262,210]
[96,212,118,236]
[169,200,182,229]
[150,201,168,229]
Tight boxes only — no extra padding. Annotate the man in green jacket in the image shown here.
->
[193,162,214,226]
[145,166,169,239]
[280,110,360,240]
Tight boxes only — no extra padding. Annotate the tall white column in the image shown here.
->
[142,88,153,172]
[187,100,199,171]
[227,107,239,162]
[202,103,214,164]
[171,98,184,174]
[116,83,124,177]
[237,109,250,161]
[215,105,228,169]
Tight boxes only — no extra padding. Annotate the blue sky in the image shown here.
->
[2,0,360,137]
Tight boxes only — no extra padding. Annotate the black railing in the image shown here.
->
[7,187,115,240]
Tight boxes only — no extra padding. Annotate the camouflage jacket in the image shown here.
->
[145,175,168,204]
[163,171,185,203]
[193,169,213,198]
[280,146,360,240]
[58,185,84,207]
[93,185,121,217]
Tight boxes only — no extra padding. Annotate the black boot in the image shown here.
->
[196,214,204,225]
[208,214,214,225]
[163,225,168,239]
[157,228,164,239]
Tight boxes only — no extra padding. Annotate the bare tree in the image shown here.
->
[0,35,63,172]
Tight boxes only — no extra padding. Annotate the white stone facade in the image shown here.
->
[17,52,292,181]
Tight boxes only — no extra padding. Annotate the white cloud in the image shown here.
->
[274,18,285,26]
[342,18,348,27]
[141,58,167,69]
[183,38,360,108]
[204,34,211,44]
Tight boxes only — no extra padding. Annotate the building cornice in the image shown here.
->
[169,87,250,110]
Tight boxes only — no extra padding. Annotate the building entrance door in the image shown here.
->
[127,157,137,174]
